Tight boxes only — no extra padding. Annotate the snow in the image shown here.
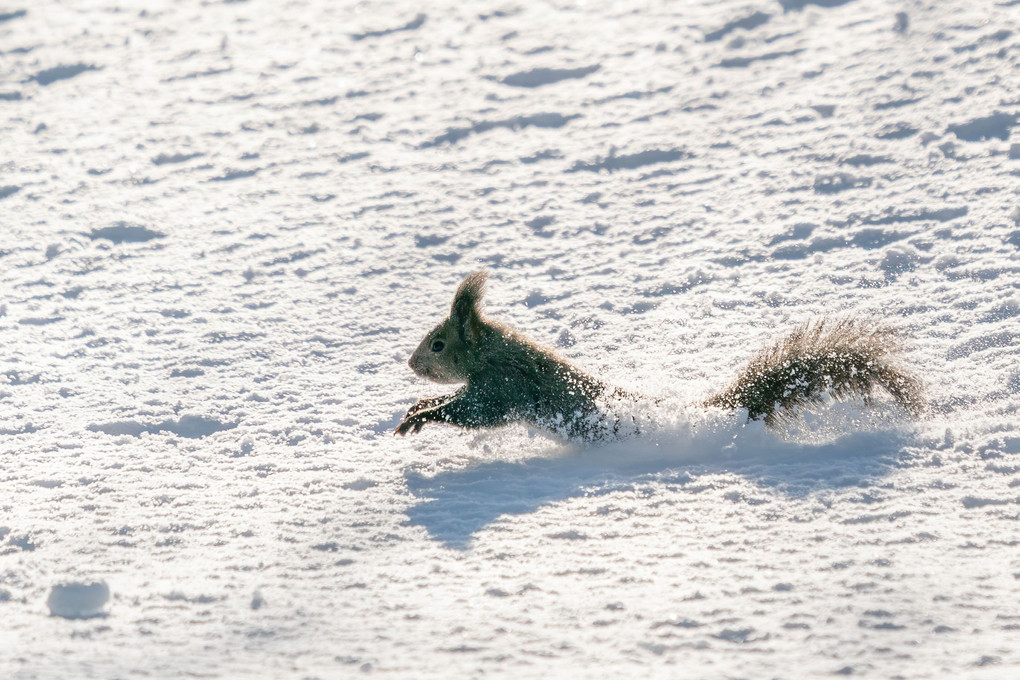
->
[1,0,1019,678]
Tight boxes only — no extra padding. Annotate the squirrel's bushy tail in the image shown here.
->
[705,317,924,427]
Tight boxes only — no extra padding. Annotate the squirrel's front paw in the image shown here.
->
[395,411,426,436]
[404,396,444,419]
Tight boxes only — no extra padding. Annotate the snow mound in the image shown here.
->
[46,581,110,620]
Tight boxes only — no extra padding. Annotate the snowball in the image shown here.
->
[47,581,110,619]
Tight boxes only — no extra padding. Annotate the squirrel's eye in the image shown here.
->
[431,340,445,352]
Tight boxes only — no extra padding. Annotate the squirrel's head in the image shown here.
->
[408,270,489,384]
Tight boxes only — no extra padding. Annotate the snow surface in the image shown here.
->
[2,0,1019,678]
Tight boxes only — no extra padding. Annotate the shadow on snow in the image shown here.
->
[403,424,912,549]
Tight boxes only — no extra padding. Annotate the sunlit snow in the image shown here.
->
[2,0,1019,678]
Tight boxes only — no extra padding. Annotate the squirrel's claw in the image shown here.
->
[395,412,426,436]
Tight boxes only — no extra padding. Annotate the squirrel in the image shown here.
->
[395,271,924,441]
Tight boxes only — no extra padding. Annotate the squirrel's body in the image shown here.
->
[396,271,924,441]
[414,320,610,439]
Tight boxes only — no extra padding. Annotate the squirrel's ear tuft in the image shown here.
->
[451,270,488,344]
